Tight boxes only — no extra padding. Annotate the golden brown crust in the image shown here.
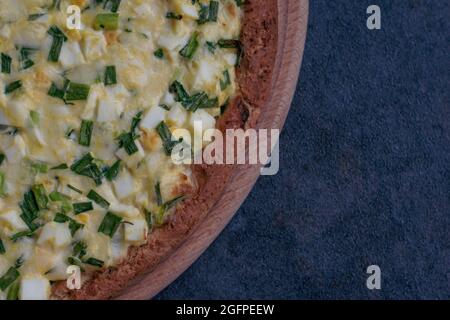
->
[52,0,278,300]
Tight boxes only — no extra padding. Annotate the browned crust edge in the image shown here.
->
[52,0,278,300]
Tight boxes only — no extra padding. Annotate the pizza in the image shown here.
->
[0,0,277,300]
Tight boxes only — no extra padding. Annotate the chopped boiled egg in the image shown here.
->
[19,276,50,300]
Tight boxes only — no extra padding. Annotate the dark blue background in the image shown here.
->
[156,0,449,299]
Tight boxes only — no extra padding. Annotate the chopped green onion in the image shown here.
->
[156,121,180,156]
[0,267,19,291]
[19,47,36,70]
[206,41,217,54]
[70,153,103,185]
[154,195,185,226]
[67,184,83,194]
[1,53,11,74]
[179,32,199,59]
[220,70,231,90]
[198,1,219,24]
[4,80,22,95]
[169,81,189,103]
[104,65,117,86]
[49,191,72,213]
[98,212,122,237]
[0,239,5,254]
[48,190,67,202]
[10,230,35,242]
[6,280,19,300]
[53,212,70,223]
[188,93,218,111]
[84,257,104,268]
[199,97,219,109]
[0,154,5,166]
[73,241,87,258]
[48,36,65,62]
[73,202,93,215]
[94,13,119,30]
[31,184,48,210]
[48,82,66,100]
[51,163,68,170]
[198,5,209,24]
[131,111,143,132]
[163,195,185,211]
[105,160,121,181]
[70,153,94,172]
[64,82,90,101]
[169,81,217,111]
[217,39,243,65]
[47,25,68,40]
[19,190,40,231]
[217,39,241,48]
[87,190,110,209]
[47,26,67,62]
[208,1,219,22]
[68,220,83,236]
[116,132,138,155]
[31,162,48,174]
[79,119,93,147]
[54,213,84,236]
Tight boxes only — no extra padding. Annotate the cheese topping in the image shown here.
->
[0,0,242,300]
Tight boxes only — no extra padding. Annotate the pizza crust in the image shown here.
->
[52,0,278,300]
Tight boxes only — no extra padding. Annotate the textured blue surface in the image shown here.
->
[156,0,449,299]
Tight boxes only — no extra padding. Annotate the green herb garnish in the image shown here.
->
[104,65,117,85]
[0,267,19,291]
[73,202,93,215]
[6,281,19,300]
[84,257,104,268]
[1,53,11,74]
[105,160,121,181]
[70,153,103,185]
[87,190,110,209]
[79,119,93,147]
[10,230,36,242]
[64,82,90,101]
[98,212,122,237]
[47,25,67,62]
[31,184,48,210]
[156,121,181,156]
[4,80,22,95]
[179,32,199,59]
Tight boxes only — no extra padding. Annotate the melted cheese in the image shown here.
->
[0,0,241,299]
